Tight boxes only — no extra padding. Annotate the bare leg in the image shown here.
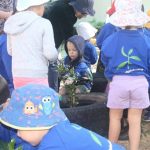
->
[128,108,143,150]
[108,109,123,143]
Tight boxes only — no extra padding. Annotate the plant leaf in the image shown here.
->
[117,61,128,70]
[121,47,128,57]
[130,56,141,61]
[8,139,15,150]
[128,49,133,55]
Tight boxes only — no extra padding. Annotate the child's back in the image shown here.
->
[4,11,57,78]
[38,120,124,150]
[101,29,150,80]
[4,0,58,88]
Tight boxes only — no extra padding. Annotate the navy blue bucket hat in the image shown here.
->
[69,0,95,16]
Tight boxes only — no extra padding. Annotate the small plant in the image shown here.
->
[8,139,22,150]
[89,19,104,30]
[57,60,78,107]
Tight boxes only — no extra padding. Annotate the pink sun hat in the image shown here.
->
[109,0,150,27]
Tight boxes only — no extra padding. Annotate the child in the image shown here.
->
[43,0,95,92]
[0,75,35,149]
[0,0,14,93]
[59,35,93,95]
[0,84,125,150]
[101,0,150,149]
[96,1,119,51]
[76,22,98,67]
[4,0,58,88]
[143,9,150,122]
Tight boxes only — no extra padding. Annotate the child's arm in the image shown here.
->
[76,65,93,87]
[43,20,58,61]
[0,10,12,19]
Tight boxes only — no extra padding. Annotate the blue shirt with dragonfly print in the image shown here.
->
[101,29,150,81]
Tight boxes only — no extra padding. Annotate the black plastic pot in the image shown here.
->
[60,93,109,136]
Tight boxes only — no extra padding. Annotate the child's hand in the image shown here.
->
[65,77,74,85]
[0,11,13,19]
[59,87,66,96]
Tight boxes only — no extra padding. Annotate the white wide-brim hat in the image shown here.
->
[17,0,49,11]
[76,22,97,40]
[109,0,150,27]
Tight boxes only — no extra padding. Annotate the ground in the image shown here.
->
[119,121,150,150]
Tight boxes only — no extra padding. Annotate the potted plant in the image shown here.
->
[57,61,78,108]
[57,60,109,136]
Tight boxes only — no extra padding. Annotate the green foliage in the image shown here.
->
[57,61,78,107]
[8,139,22,150]
[0,139,22,150]
[89,19,104,30]
[0,140,8,150]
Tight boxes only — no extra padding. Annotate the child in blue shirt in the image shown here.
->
[59,35,93,95]
[0,83,125,150]
[101,0,150,150]
[76,22,98,67]
[143,9,150,122]
[96,0,119,50]
[0,0,14,94]
[0,75,35,150]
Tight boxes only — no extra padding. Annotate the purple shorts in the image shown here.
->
[107,76,150,109]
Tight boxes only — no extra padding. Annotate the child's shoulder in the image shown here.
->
[40,17,52,26]
[77,61,89,69]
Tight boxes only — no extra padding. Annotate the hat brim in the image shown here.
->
[109,11,150,27]
[69,2,95,16]
[86,8,95,16]
[17,0,49,11]
[0,119,56,130]
[0,99,67,130]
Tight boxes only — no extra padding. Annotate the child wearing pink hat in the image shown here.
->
[101,0,150,149]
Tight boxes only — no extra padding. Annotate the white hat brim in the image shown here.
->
[109,11,150,27]
[17,0,49,11]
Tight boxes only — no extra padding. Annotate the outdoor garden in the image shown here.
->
[1,17,150,149]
